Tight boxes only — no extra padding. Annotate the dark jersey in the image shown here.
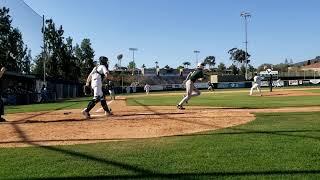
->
[108,81,114,90]
[188,69,204,82]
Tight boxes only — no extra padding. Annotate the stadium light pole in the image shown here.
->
[129,48,138,77]
[241,11,251,80]
[193,50,200,67]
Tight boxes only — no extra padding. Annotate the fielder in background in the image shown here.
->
[177,62,205,110]
[208,81,215,92]
[144,84,151,95]
[250,72,262,96]
[108,80,115,100]
[275,78,282,88]
[82,56,113,119]
[0,67,6,122]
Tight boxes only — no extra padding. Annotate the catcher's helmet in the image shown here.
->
[99,56,109,66]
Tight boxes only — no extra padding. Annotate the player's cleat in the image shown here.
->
[81,108,91,119]
[0,117,6,122]
[176,104,185,110]
[105,109,113,116]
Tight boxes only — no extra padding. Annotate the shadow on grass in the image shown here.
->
[7,99,320,179]
[132,99,320,142]
[26,170,320,179]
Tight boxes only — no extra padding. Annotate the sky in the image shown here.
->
[2,0,320,69]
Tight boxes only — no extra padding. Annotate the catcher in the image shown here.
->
[82,56,113,119]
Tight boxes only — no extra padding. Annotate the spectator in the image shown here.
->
[40,84,48,103]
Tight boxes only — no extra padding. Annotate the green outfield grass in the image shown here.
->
[4,97,91,114]
[4,88,320,114]
[1,111,320,179]
[127,90,320,108]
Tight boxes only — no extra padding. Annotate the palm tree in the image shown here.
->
[204,56,216,69]
[183,61,191,68]
[117,54,123,68]
[114,63,119,70]
[155,61,159,68]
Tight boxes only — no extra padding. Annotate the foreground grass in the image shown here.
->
[127,91,320,108]
[1,112,320,179]
[4,97,91,114]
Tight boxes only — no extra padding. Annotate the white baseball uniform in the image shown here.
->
[88,65,108,99]
[250,75,262,96]
[144,84,151,94]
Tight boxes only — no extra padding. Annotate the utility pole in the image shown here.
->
[42,15,46,85]
[240,11,251,80]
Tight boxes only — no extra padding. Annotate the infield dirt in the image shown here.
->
[1,90,320,148]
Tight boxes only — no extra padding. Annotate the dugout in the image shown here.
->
[0,71,37,105]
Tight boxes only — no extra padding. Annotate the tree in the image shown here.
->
[248,64,255,73]
[307,60,311,65]
[177,65,184,70]
[164,65,170,69]
[284,58,289,64]
[0,7,12,68]
[257,63,273,72]
[43,19,65,78]
[228,64,239,75]
[73,38,95,81]
[155,61,159,68]
[228,48,250,65]
[22,48,32,74]
[31,52,45,76]
[0,7,27,72]
[80,39,95,76]
[289,59,293,65]
[141,64,146,68]
[117,54,123,67]
[204,56,216,69]
[183,61,191,68]
[247,64,256,79]
[239,64,246,76]
[217,62,226,74]
[128,61,136,70]
[114,63,119,70]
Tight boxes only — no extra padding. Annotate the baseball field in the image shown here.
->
[1,87,320,179]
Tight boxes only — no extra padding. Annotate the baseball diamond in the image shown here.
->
[2,0,320,179]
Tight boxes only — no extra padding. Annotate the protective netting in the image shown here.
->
[0,0,43,57]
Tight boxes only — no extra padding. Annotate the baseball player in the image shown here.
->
[208,81,215,92]
[144,84,151,95]
[250,72,262,96]
[177,62,205,110]
[108,80,115,100]
[82,56,113,119]
[275,78,282,88]
[0,67,6,122]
